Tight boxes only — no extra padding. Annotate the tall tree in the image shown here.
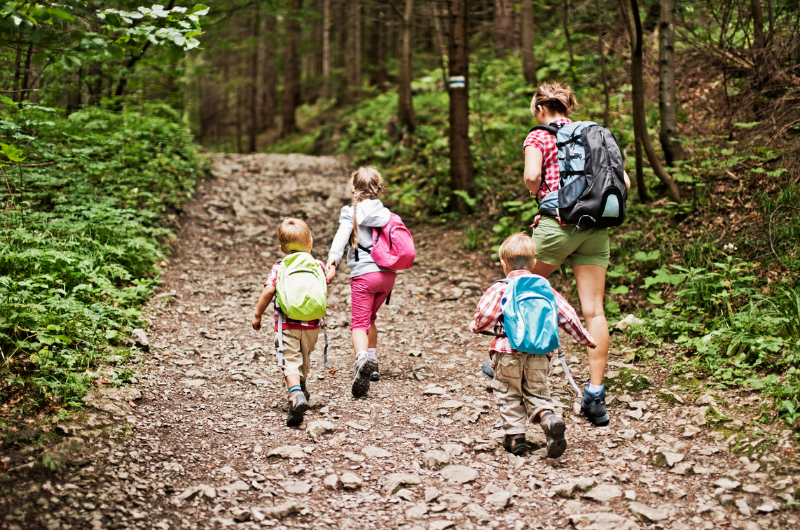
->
[368,2,388,88]
[596,0,610,126]
[622,0,681,203]
[261,15,276,131]
[431,0,449,88]
[281,0,301,137]
[248,4,261,153]
[520,0,537,85]
[396,0,416,132]
[658,0,683,165]
[563,0,575,78]
[347,0,362,100]
[321,0,331,98]
[494,0,513,55]
[448,0,474,191]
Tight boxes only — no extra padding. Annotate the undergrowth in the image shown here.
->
[0,99,204,421]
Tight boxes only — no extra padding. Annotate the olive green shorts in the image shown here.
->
[532,216,610,269]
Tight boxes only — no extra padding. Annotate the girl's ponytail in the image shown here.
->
[349,166,385,248]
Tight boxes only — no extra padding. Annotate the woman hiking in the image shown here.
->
[522,82,630,426]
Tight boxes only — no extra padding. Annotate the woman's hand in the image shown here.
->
[326,258,337,284]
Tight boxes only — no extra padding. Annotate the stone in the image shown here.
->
[218,481,250,495]
[713,478,741,490]
[340,472,363,490]
[570,513,639,530]
[323,475,339,490]
[735,498,752,517]
[231,508,250,523]
[175,484,216,502]
[485,490,511,509]
[441,443,464,456]
[345,421,367,431]
[307,420,335,441]
[575,477,596,490]
[429,521,455,530]
[361,445,392,459]
[396,489,415,501]
[683,425,701,438]
[405,503,428,519]
[258,501,302,519]
[425,487,441,503]
[626,408,643,420]
[583,484,623,502]
[131,328,150,350]
[438,494,469,510]
[268,445,306,459]
[462,503,491,522]
[438,400,464,409]
[667,485,687,500]
[755,498,780,513]
[423,386,446,396]
[656,451,685,467]
[616,314,644,331]
[343,452,365,462]
[669,463,693,475]
[552,482,578,498]
[185,369,206,378]
[181,379,206,388]
[422,450,450,468]
[628,502,669,522]
[440,465,479,484]
[307,394,327,409]
[37,437,87,471]
[282,481,312,494]
[383,472,423,494]
[617,430,637,440]
[624,490,637,501]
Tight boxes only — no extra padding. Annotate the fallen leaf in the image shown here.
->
[328,368,338,376]
[615,466,627,471]
[585,457,596,462]
[129,401,137,408]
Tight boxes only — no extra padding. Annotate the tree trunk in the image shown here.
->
[334,0,348,105]
[596,0,610,126]
[321,0,331,98]
[20,43,34,102]
[432,1,449,88]
[563,0,575,78]
[13,43,22,103]
[658,0,683,165]
[494,0,512,56]
[281,0,301,137]
[261,16,275,131]
[398,0,416,132]
[248,5,261,153]
[623,0,681,203]
[348,0,362,101]
[448,0,474,192]
[369,3,387,88]
[521,0,537,85]
[750,0,768,87]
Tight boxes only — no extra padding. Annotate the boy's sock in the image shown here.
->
[367,347,377,360]
[587,383,604,394]
[288,385,302,394]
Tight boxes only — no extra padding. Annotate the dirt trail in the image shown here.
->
[2,154,797,530]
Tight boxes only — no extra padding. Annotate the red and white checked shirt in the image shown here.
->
[523,117,572,226]
[264,261,325,331]
[469,270,595,357]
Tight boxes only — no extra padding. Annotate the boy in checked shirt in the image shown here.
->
[470,233,596,458]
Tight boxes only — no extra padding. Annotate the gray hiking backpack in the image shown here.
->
[531,121,627,232]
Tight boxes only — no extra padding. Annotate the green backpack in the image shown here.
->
[276,252,327,321]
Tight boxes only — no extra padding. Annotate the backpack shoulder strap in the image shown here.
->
[530,125,559,136]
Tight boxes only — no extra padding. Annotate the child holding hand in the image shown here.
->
[470,233,596,457]
[326,167,395,398]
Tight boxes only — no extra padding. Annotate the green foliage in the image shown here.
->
[0,100,204,410]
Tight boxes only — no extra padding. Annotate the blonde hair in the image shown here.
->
[277,218,312,254]
[349,166,385,247]
[531,82,578,117]
[499,233,536,271]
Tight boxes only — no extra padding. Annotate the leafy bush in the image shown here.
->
[0,101,204,412]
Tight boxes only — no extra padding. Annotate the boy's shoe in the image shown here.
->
[581,384,610,426]
[481,360,494,380]
[286,391,309,427]
[351,356,378,398]
[370,361,380,382]
[502,434,527,456]
[540,413,567,458]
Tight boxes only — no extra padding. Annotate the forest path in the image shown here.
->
[2,154,793,530]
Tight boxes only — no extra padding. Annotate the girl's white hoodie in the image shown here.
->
[328,199,392,278]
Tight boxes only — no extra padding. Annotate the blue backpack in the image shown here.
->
[498,275,560,355]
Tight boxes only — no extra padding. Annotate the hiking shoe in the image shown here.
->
[370,361,380,382]
[351,356,378,398]
[540,413,567,458]
[581,384,610,426]
[301,384,310,401]
[481,360,494,380]
[502,434,527,456]
[286,391,309,427]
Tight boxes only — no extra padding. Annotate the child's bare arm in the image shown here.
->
[252,285,276,331]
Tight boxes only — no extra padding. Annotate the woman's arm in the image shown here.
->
[623,170,631,190]
[524,146,544,195]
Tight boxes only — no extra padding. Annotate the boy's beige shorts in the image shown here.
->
[275,328,320,378]
[491,352,555,436]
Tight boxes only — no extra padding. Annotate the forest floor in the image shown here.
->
[1,154,798,530]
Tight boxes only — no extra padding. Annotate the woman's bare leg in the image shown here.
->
[572,264,609,386]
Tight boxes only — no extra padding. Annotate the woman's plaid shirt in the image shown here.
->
[469,270,596,356]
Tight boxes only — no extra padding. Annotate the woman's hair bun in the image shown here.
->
[531,82,578,116]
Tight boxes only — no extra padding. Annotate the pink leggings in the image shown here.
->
[350,271,397,332]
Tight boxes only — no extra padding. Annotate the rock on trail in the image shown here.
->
[1,154,797,530]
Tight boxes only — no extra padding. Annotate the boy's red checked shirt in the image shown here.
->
[523,116,572,226]
[470,270,595,357]
[264,261,325,331]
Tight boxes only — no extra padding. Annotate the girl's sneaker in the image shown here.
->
[286,391,309,427]
[352,355,378,397]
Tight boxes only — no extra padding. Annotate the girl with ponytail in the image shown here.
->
[327,166,395,398]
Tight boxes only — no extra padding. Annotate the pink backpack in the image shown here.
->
[369,213,415,270]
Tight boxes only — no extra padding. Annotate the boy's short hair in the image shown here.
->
[499,233,536,271]
[278,218,312,253]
